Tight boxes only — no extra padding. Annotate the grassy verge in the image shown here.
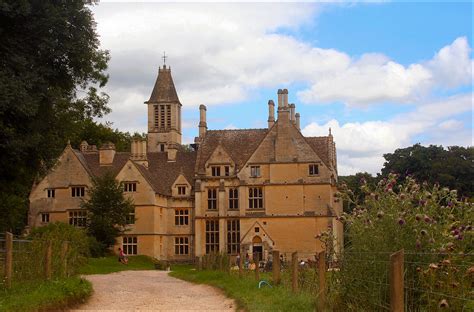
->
[0,277,92,312]
[169,265,315,311]
[79,255,155,275]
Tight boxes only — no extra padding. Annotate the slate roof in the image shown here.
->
[305,136,330,167]
[146,66,180,103]
[195,129,268,174]
[78,151,131,177]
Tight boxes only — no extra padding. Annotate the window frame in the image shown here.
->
[211,166,221,177]
[248,187,264,209]
[174,209,189,226]
[123,236,138,255]
[174,237,189,255]
[68,210,87,227]
[47,189,55,198]
[177,185,186,196]
[207,188,218,210]
[41,213,50,223]
[309,164,319,176]
[227,219,240,255]
[224,166,230,176]
[228,188,239,210]
[205,219,219,254]
[250,166,261,177]
[123,182,137,192]
[126,209,135,225]
[71,186,85,198]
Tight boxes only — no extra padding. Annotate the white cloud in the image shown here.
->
[302,93,473,175]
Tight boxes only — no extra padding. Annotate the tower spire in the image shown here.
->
[162,51,167,66]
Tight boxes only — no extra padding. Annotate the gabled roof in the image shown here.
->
[195,129,268,174]
[78,151,131,177]
[146,65,180,103]
[305,137,330,167]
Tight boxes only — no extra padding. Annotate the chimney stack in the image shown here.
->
[295,113,300,130]
[99,142,116,165]
[267,100,275,128]
[167,142,178,162]
[80,141,88,152]
[282,89,288,108]
[199,104,207,137]
[277,89,283,108]
[289,103,296,123]
[131,139,148,167]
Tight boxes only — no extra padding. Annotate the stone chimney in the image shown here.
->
[267,100,275,128]
[277,89,283,108]
[289,103,296,123]
[282,89,288,108]
[131,139,148,167]
[295,113,300,130]
[199,104,207,137]
[99,142,115,165]
[80,141,88,152]
[167,142,178,162]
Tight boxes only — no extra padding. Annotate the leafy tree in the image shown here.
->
[0,0,109,233]
[81,172,134,255]
[381,144,473,198]
[338,172,377,212]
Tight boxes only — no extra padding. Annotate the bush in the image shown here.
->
[332,174,473,310]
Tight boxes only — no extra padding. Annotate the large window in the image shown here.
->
[174,237,189,255]
[224,166,230,176]
[123,236,137,255]
[250,166,261,177]
[207,189,217,210]
[41,213,50,223]
[177,185,186,195]
[229,188,239,210]
[205,220,219,254]
[71,186,85,197]
[211,166,221,177]
[227,220,240,255]
[175,209,189,226]
[248,187,263,209]
[309,164,319,176]
[123,182,137,192]
[69,210,87,227]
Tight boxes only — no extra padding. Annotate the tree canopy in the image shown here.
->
[81,172,135,255]
[0,0,109,233]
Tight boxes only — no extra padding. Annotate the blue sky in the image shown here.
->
[93,2,472,175]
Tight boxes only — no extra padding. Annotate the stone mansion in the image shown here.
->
[28,65,343,262]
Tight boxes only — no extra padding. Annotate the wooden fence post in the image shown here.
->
[4,232,13,288]
[45,241,52,280]
[272,250,280,285]
[291,251,298,293]
[318,250,326,311]
[390,249,404,312]
[60,241,68,277]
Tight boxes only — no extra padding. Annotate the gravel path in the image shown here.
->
[73,270,236,311]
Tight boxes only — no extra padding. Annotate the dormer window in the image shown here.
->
[309,164,319,176]
[177,185,186,195]
[123,182,137,192]
[211,166,221,177]
[250,166,261,177]
[47,189,55,198]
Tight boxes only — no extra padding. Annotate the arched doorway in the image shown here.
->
[252,236,263,263]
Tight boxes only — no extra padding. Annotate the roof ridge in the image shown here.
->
[207,128,267,132]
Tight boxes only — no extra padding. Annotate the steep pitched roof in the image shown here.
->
[195,129,268,174]
[146,65,180,103]
[79,151,131,178]
[305,137,330,167]
[138,151,196,196]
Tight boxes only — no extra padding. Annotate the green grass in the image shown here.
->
[0,277,92,312]
[79,255,155,275]
[170,266,315,312]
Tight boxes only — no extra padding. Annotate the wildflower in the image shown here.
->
[377,211,384,219]
[415,214,422,221]
[419,199,426,206]
[438,299,449,308]
[398,218,405,226]
[441,259,451,266]
[429,263,439,270]
[447,201,454,208]
[429,238,435,244]
[420,229,427,236]
[416,240,421,249]
[399,193,406,200]
[424,215,431,223]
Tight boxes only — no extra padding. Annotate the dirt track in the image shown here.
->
[73,270,235,311]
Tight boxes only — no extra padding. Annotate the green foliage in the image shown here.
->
[79,255,155,275]
[0,0,109,233]
[338,172,377,213]
[170,266,315,311]
[0,277,92,312]
[28,222,90,278]
[334,174,473,310]
[382,144,474,198]
[81,172,134,253]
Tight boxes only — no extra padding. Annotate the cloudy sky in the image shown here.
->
[92,1,473,175]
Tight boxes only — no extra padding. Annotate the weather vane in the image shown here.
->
[162,51,167,65]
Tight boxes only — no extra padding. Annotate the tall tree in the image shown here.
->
[81,172,134,254]
[0,0,109,233]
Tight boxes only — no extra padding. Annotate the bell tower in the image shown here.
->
[145,64,182,152]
